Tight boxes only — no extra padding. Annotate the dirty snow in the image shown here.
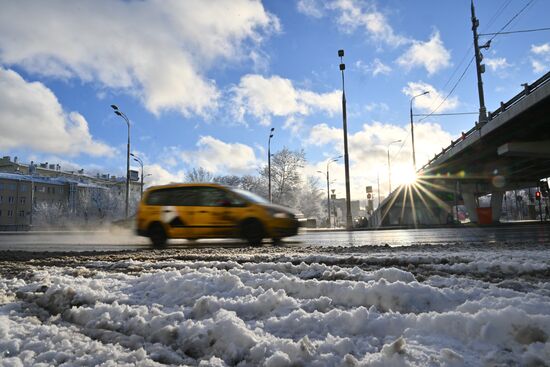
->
[1,242,549,366]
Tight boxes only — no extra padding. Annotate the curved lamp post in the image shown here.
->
[317,155,342,228]
[111,104,130,218]
[130,153,145,200]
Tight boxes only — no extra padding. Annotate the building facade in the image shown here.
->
[0,156,141,230]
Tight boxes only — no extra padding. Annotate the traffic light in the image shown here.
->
[535,191,541,201]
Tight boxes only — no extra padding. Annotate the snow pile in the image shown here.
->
[1,245,550,366]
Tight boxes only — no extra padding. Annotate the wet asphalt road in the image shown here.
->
[1,223,549,252]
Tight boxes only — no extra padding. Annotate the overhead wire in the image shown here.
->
[392,0,535,163]
[479,27,550,36]
[418,0,536,123]
[486,0,536,43]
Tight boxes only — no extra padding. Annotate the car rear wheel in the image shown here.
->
[241,219,264,246]
[149,223,167,248]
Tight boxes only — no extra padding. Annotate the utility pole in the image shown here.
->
[268,128,274,202]
[338,49,353,230]
[471,0,489,124]
[377,172,381,209]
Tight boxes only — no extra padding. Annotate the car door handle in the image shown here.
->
[198,210,208,213]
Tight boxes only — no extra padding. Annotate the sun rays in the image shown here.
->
[377,169,467,228]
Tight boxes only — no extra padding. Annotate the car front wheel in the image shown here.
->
[241,219,264,246]
[149,223,167,248]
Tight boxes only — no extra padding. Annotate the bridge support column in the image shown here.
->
[462,191,478,223]
[490,191,504,223]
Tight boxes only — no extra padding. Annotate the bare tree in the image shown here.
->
[296,176,323,219]
[214,175,242,187]
[260,147,306,206]
[186,167,214,182]
[33,201,68,227]
[240,175,267,198]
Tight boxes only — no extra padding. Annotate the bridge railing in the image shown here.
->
[420,70,550,172]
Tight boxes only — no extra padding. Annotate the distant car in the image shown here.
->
[136,183,300,247]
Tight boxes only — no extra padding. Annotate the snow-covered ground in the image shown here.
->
[1,242,549,366]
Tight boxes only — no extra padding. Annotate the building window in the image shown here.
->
[8,196,14,204]
[0,210,2,217]
[47,187,51,194]
[0,183,3,190]
[19,210,25,217]
[20,197,26,204]
[8,183,16,191]
[20,184,28,192]
[7,210,13,217]
[0,195,2,203]
[59,187,64,194]
[51,187,56,194]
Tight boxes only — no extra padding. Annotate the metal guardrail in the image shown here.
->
[420,70,550,172]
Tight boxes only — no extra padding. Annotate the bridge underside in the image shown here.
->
[372,73,550,227]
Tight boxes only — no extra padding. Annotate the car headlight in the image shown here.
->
[267,208,290,218]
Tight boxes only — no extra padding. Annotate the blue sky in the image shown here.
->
[1,0,549,199]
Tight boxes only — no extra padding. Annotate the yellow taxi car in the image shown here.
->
[136,183,300,247]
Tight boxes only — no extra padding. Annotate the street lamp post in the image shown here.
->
[130,153,144,200]
[410,91,429,171]
[268,128,275,202]
[387,140,402,195]
[111,104,130,218]
[338,49,353,230]
[318,155,342,228]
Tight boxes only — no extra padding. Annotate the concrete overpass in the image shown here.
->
[371,71,550,227]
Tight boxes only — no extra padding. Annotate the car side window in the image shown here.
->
[181,188,202,206]
[199,187,231,207]
[146,189,169,205]
[227,191,247,207]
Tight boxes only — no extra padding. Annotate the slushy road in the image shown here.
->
[1,223,549,252]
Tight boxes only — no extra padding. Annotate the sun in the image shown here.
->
[399,168,418,185]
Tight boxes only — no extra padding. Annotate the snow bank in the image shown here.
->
[1,245,550,366]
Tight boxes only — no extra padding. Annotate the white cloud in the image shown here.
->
[0,68,114,157]
[530,43,550,74]
[180,136,260,175]
[485,57,511,72]
[306,123,342,146]
[402,81,459,113]
[531,43,550,55]
[144,164,186,187]
[0,0,279,117]
[297,0,325,18]
[396,31,451,75]
[305,121,454,198]
[328,0,409,46]
[356,58,392,76]
[297,0,407,46]
[365,102,390,112]
[232,74,340,125]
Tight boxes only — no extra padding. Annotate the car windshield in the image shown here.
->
[231,188,270,204]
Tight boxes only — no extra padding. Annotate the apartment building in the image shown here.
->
[0,156,141,230]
